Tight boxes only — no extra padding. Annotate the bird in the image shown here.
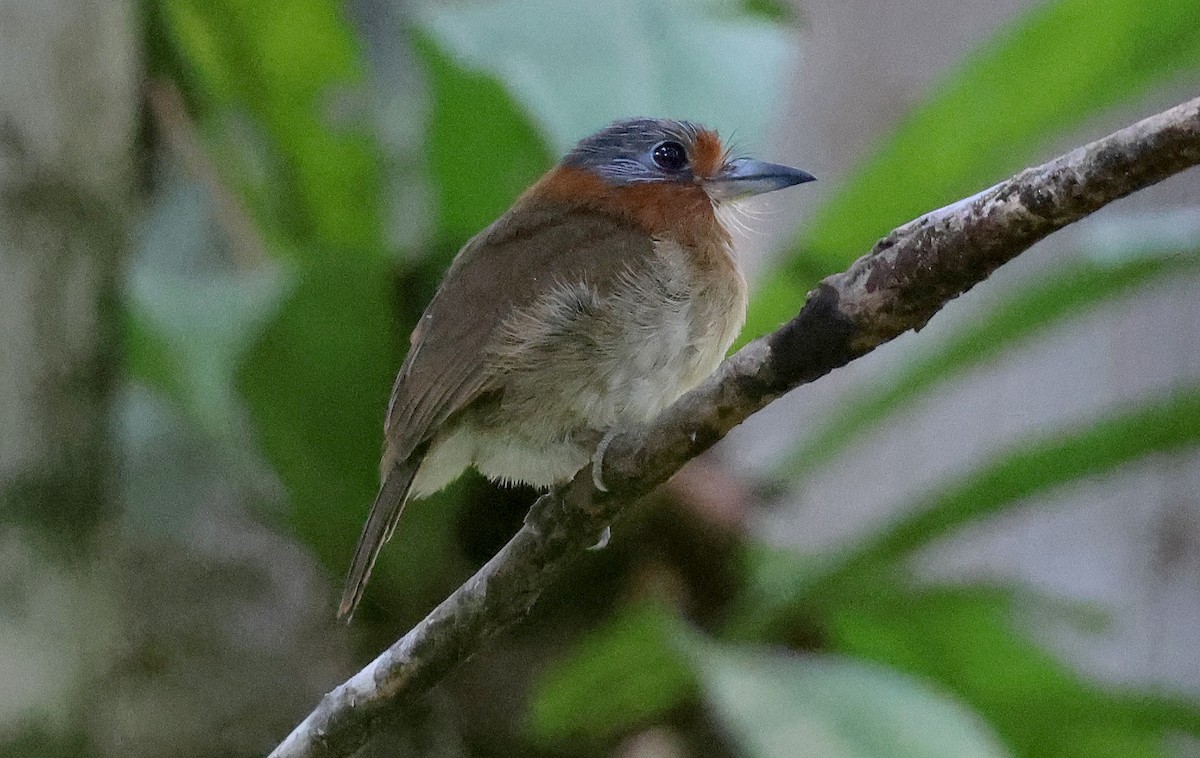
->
[338,117,814,621]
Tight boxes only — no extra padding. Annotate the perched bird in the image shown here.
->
[338,118,814,621]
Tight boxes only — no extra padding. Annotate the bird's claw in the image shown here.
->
[591,429,619,492]
[587,525,612,551]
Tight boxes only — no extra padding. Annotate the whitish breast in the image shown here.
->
[455,237,746,490]
[576,237,746,427]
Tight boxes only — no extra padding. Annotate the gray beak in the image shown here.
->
[705,158,816,201]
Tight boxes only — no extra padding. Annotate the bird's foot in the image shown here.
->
[591,429,619,492]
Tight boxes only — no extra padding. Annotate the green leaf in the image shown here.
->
[152,0,470,604]
[128,263,292,438]
[823,583,1200,758]
[415,0,798,156]
[773,250,1200,483]
[745,0,1200,340]
[694,644,1010,758]
[526,601,698,747]
[158,0,382,257]
[124,174,292,488]
[734,385,1200,637]
[820,385,1200,591]
[415,31,552,248]
[733,0,795,23]
[236,258,399,573]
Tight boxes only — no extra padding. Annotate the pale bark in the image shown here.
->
[0,0,138,747]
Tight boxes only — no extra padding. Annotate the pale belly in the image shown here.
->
[410,241,746,497]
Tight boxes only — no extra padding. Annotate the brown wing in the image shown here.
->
[339,200,655,621]
[381,199,656,470]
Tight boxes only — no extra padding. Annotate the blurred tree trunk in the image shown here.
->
[0,0,138,751]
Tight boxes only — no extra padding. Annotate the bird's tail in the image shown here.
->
[337,447,427,623]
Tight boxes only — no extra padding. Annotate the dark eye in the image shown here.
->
[651,141,688,171]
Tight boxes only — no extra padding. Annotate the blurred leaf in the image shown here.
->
[1082,209,1200,264]
[158,0,381,256]
[736,384,1200,634]
[237,259,399,571]
[347,3,437,255]
[125,177,227,411]
[734,0,796,23]
[693,644,1010,758]
[819,385,1200,591]
[527,601,697,747]
[414,31,552,248]
[746,0,1200,339]
[125,310,188,405]
[152,0,468,602]
[823,583,1200,758]
[416,0,797,156]
[128,263,291,437]
[119,165,399,600]
[725,541,835,640]
[124,174,293,503]
[774,250,1200,483]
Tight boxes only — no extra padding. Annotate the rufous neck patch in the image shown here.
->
[533,166,730,250]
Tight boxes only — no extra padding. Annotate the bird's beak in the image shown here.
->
[704,158,816,201]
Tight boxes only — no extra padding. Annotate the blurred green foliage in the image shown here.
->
[527,601,698,748]
[160,0,381,254]
[792,383,1200,602]
[822,583,1200,758]
[150,0,407,601]
[124,0,1200,755]
[416,0,796,155]
[693,641,1010,758]
[774,250,1200,483]
[742,0,1200,341]
[415,30,551,248]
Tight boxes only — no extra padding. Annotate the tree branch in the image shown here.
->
[270,96,1200,758]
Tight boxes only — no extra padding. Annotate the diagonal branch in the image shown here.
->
[270,96,1200,758]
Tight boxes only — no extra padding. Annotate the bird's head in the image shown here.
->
[562,117,814,203]
[531,118,814,247]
